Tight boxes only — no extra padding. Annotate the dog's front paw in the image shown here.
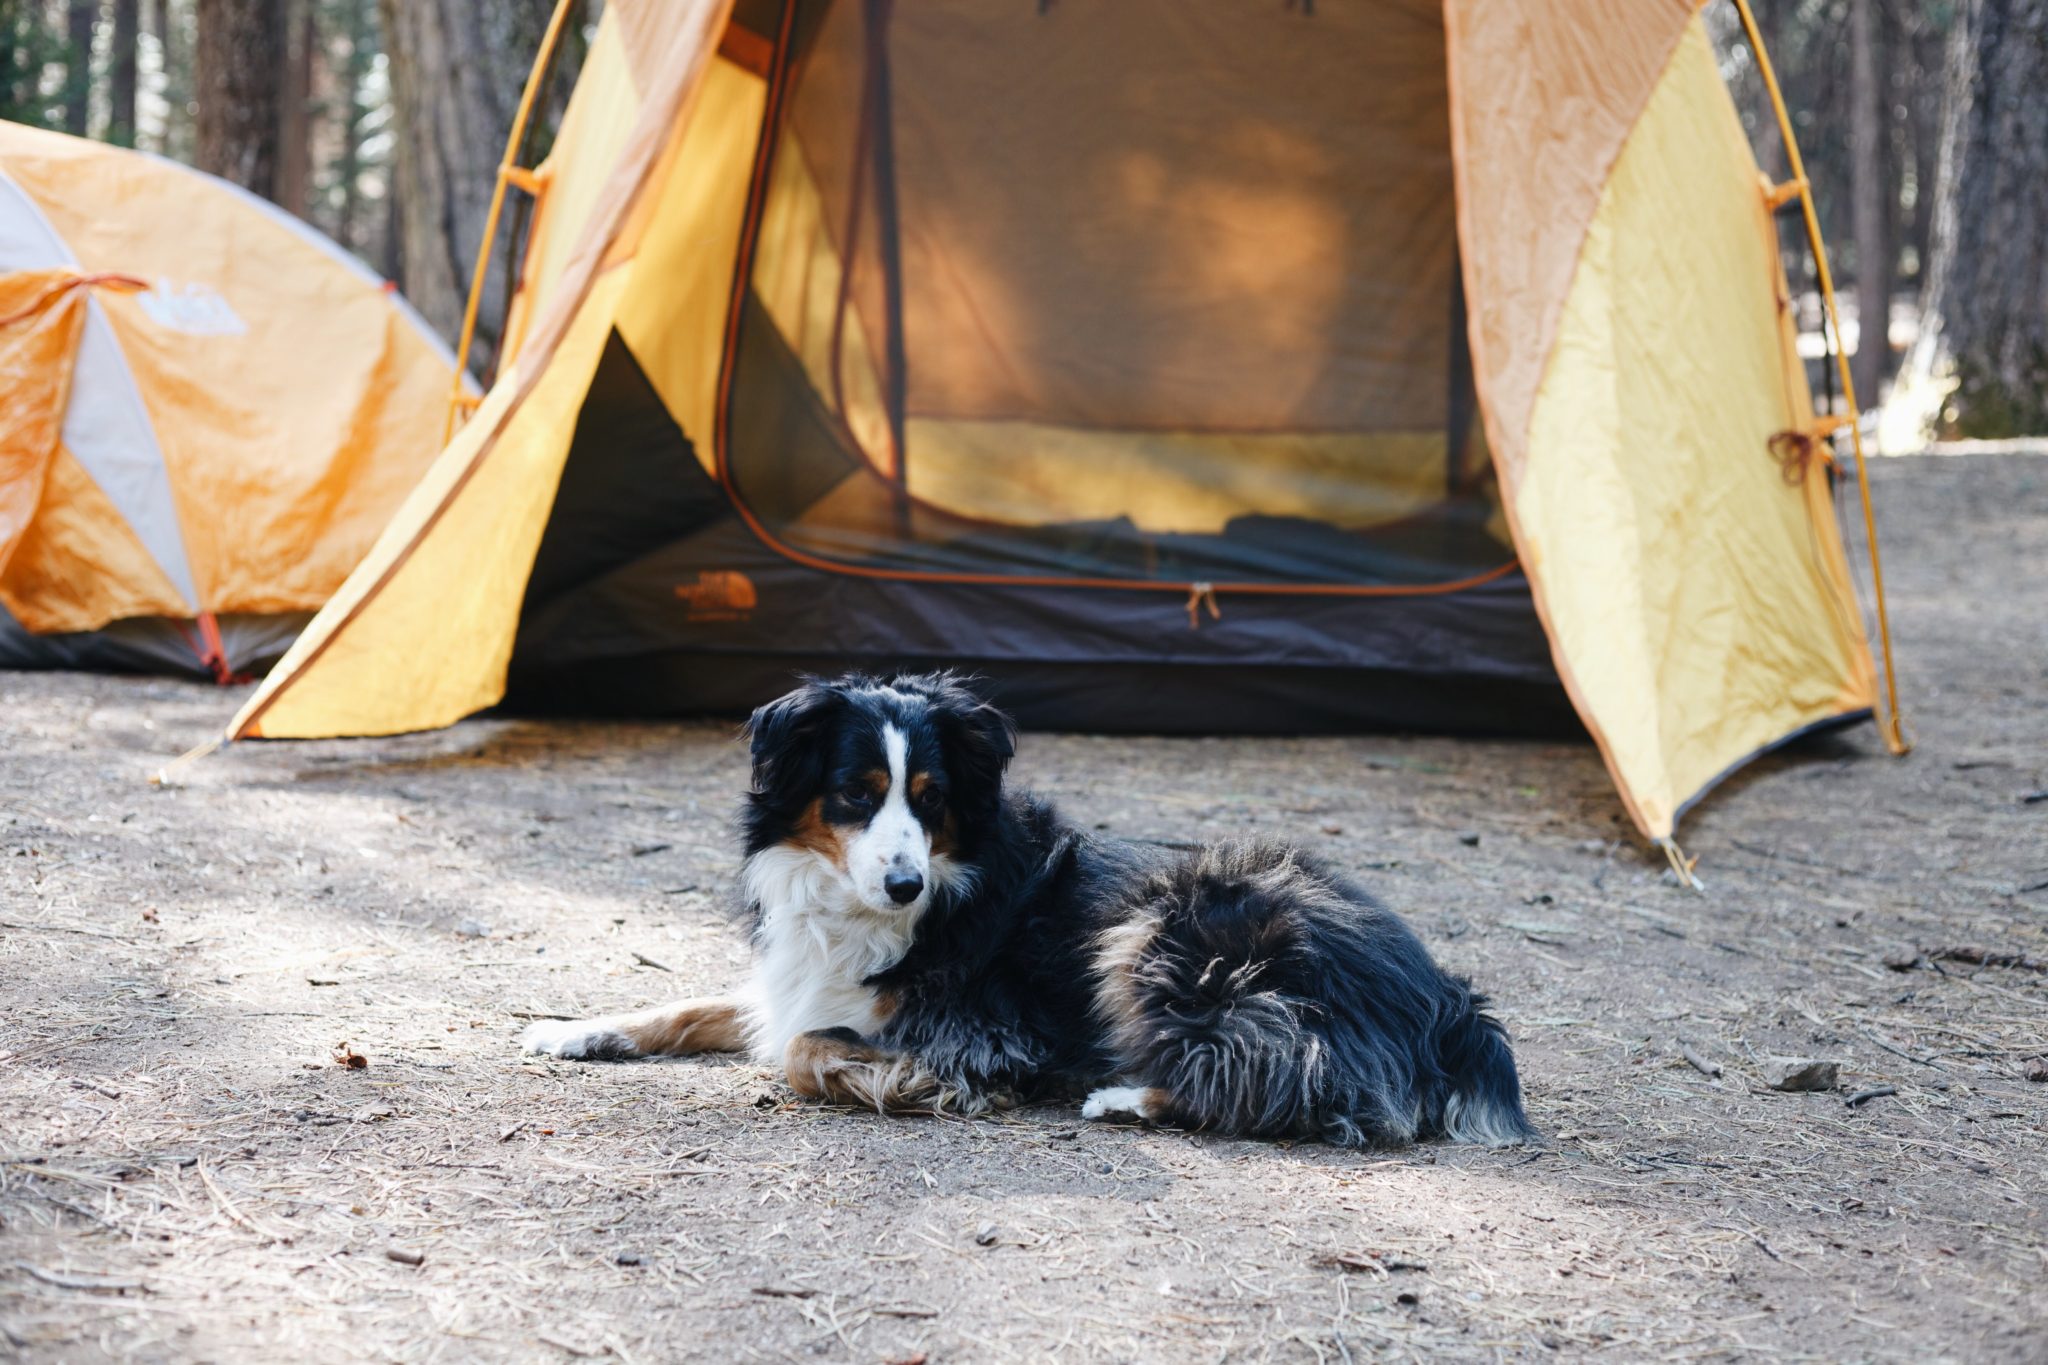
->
[520,1017,638,1061]
[1081,1086,1162,1124]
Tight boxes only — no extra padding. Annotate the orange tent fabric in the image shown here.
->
[0,122,464,677]
[0,270,102,578]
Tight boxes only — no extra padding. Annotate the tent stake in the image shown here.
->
[152,731,226,788]
[1657,838,1705,894]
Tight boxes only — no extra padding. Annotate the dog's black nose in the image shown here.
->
[883,870,924,905]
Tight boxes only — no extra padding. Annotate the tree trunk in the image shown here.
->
[275,0,316,216]
[1748,0,1784,180]
[0,11,33,125]
[1918,0,2048,437]
[1849,0,1890,403]
[147,0,176,153]
[108,0,138,146]
[377,0,555,355]
[328,0,377,251]
[382,171,403,283]
[1897,4,1953,299]
[193,0,283,198]
[62,0,94,136]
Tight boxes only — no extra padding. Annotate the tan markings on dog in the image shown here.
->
[788,799,849,871]
[929,809,959,858]
[782,1030,981,1115]
[1090,911,1162,1046]
[620,997,747,1055]
[908,771,933,799]
[862,768,890,797]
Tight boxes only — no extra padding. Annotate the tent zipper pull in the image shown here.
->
[1185,582,1221,630]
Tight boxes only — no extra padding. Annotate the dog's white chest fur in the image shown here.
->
[738,846,921,1062]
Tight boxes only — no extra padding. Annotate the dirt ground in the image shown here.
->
[2,453,2044,1363]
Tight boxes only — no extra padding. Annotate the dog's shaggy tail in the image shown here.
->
[1093,852,1335,1140]
[1093,841,1536,1148]
[1433,992,1538,1147]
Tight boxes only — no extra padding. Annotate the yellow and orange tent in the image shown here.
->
[0,121,464,679]
[227,0,1904,852]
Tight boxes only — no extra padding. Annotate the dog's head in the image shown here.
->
[742,672,1016,915]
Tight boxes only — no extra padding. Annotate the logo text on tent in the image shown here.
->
[675,570,757,622]
[134,281,248,336]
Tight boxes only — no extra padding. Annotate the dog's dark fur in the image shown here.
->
[522,672,1534,1147]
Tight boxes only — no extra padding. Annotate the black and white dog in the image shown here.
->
[522,673,1534,1147]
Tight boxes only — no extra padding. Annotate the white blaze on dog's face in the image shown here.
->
[841,724,931,913]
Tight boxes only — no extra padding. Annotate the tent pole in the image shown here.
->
[444,0,578,444]
[864,0,911,527]
[1731,0,1909,757]
[1446,241,1474,497]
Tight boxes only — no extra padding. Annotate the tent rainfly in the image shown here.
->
[225,0,1906,854]
[0,121,464,681]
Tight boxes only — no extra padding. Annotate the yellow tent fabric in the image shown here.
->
[236,0,736,738]
[235,269,631,737]
[0,121,462,675]
[1510,20,1875,837]
[231,0,1890,843]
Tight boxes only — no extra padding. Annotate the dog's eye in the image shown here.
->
[839,782,874,807]
[914,785,944,812]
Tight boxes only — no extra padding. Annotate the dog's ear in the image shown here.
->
[745,679,844,808]
[925,677,1017,805]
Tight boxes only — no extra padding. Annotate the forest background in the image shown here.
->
[3,0,2042,435]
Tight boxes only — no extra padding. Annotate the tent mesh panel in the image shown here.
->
[725,0,1511,587]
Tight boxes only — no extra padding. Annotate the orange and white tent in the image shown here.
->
[228,0,1905,850]
[0,121,464,679]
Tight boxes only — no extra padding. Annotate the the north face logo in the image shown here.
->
[674,569,757,621]
[134,281,248,336]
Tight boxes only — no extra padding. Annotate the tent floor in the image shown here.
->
[498,653,1586,738]
[0,607,307,680]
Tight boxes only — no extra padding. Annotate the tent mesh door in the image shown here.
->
[724,0,1513,588]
